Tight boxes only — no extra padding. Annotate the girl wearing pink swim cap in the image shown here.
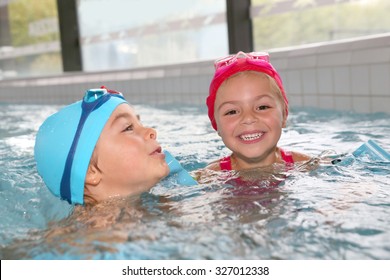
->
[205,51,311,172]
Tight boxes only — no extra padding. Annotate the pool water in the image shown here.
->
[0,104,389,259]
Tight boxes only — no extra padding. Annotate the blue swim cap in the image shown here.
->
[34,88,127,205]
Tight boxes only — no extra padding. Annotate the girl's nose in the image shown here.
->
[241,110,257,125]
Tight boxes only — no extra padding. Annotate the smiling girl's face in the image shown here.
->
[214,71,287,169]
[84,103,169,203]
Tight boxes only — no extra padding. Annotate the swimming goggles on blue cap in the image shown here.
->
[60,86,125,203]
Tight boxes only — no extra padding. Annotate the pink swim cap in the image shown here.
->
[206,51,288,130]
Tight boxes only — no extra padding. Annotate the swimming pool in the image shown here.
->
[0,103,389,259]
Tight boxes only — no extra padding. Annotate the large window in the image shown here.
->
[2,0,389,80]
[77,0,228,71]
[0,0,61,79]
[252,0,390,51]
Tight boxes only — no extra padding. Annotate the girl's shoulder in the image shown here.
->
[206,160,222,171]
[192,159,222,183]
[279,147,312,163]
[290,150,312,162]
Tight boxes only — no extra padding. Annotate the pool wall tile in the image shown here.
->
[353,96,372,113]
[333,67,351,95]
[317,68,333,94]
[302,69,317,95]
[318,95,334,110]
[334,96,352,111]
[370,64,390,96]
[351,66,370,96]
[284,70,302,95]
[303,95,318,108]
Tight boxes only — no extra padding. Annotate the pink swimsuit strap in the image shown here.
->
[219,156,232,171]
[219,148,295,171]
[280,148,294,164]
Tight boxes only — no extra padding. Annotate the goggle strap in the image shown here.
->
[60,107,89,204]
[214,51,270,70]
[100,85,122,94]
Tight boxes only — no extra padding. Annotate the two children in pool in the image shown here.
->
[35,51,310,208]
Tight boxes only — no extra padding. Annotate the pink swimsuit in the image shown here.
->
[217,148,294,197]
[219,148,294,171]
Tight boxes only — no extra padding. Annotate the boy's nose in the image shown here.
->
[145,127,157,139]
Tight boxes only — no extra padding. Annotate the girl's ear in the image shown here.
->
[282,107,288,128]
[85,164,102,186]
[282,115,287,128]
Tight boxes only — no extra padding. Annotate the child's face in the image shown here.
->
[214,72,287,167]
[89,103,169,200]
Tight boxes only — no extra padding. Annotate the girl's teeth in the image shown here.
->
[240,133,263,141]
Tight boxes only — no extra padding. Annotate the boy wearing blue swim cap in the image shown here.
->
[34,87,169,206]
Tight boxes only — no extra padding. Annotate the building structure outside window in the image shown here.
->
[0,0,61,79]
[77,0,228,71]
[251,0,390,51]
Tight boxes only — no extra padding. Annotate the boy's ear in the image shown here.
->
[85,164,102,186]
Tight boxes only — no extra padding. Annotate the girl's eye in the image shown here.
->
[257,105,270,111]
[225,109,238,116]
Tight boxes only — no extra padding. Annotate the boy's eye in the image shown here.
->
[123,124,134,132]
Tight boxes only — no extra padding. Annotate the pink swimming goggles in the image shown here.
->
[206,51,288,130]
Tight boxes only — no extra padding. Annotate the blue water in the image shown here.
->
[0,104,389,259]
